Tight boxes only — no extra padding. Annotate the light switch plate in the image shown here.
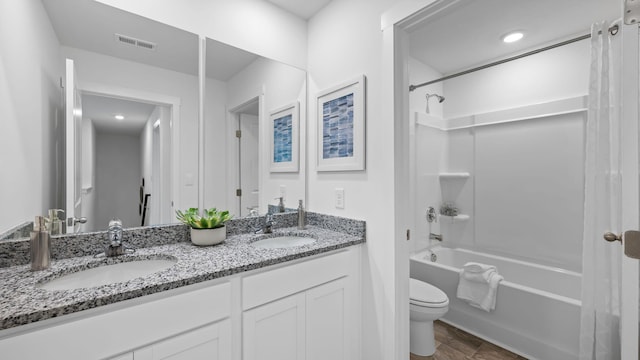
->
[184,173,194,186]
[335,188,345,209]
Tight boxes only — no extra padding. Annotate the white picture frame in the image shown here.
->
[269,102,299,173]
[316,75,366,172]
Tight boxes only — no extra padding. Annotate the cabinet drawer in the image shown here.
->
[242,250,351,310]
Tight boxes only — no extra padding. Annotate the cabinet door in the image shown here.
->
[243,293,305,360]
[108,352,133,360]
[306,277,349,360]
[135,319,231,360]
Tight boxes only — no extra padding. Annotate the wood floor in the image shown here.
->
[410,321,527,360]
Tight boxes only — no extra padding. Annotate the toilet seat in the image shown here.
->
[410,278,448,308]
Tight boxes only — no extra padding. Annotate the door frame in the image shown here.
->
[620,22,639,360]
[227,95,263,218]
[383,1,639,358]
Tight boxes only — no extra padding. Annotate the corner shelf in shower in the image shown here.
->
[440,214,470,222]
[438,172,470,180]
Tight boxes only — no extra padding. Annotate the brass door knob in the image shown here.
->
[603,232,622,242]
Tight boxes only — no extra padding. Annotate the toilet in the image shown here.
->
[409,278,449,356]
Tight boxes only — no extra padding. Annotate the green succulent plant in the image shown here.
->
[176,208,232,229]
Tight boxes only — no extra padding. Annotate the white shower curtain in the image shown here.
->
[579,21,622,360]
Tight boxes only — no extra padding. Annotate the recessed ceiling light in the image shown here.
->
[115,114,124,120]
[503,32,524,43]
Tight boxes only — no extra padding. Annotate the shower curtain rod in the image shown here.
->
[408,24,619,92]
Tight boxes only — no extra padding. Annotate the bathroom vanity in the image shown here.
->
[0,213,364,360]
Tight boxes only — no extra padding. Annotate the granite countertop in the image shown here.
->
[0,224,364,331]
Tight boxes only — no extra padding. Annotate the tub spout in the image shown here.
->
[429,233,443,241]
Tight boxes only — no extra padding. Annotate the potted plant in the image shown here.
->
[176,208,232,246]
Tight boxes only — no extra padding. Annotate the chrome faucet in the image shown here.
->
[429,233,443,242]
[105,219,125,257]
[254,213,276,234]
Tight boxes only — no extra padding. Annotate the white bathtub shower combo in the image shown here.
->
[410,245,581,359]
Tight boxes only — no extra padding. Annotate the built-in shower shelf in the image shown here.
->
[440,214,470,222]
[439,172,470,180]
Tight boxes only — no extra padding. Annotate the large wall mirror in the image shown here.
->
[0,0,306,238]
[204,38,307,218]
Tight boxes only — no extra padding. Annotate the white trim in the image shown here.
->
[415,96,588,131]
[620,22,639,360]
[65,59,77,230]
[198,36,206,213]
[380,0,438,30]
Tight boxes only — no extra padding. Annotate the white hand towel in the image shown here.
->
[460,262,497,283]
[456,262,503,312]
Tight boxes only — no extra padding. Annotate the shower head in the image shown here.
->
[426,93,445,103]
[425,93,445,114]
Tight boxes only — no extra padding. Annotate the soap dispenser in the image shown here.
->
[276,197,285,213]
[47,209,65,235]
[30,216,51,271]
[297,200,306,230]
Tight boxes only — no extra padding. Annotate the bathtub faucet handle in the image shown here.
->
[429,233,443,242]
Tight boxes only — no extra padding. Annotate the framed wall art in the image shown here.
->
[269,102,299,172]
[316,75,366,172]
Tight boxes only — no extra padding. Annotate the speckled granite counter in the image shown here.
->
[0,213,365,331]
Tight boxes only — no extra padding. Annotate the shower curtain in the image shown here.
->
[579,21,622,360]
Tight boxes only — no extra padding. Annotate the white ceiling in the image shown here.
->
[42,0,265,136]
[42,0,199,76]
[83,94,156,135]
[409,0,620,75]
[266,0,332,19]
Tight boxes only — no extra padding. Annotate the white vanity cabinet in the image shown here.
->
[242,249,360,360]
[0,246,361,360]
[0,280,232,360]
[133,320,231,360]
[243,292,306,360]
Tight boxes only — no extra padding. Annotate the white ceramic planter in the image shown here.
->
[190,226,226,246]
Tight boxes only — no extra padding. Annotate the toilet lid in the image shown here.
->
[409,278,448,305]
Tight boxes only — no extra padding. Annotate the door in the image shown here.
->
[620,22,639,360]
[65,58,83,233]
[306,278,349,360]
[243,293,306,360]
[239,113,259,217]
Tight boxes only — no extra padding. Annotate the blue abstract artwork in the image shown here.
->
[322,93,354,159]
[273,114,293,163]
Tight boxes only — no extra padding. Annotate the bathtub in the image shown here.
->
[410,246,581,360]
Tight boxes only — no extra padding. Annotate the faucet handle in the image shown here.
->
[108,219,122,228]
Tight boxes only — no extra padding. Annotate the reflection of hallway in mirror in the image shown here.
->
[82,94,162,231]
[95,132,141,229]
[239,111,259,217]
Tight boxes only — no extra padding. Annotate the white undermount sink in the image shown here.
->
[251,236,316,249]
[38,258,177,291]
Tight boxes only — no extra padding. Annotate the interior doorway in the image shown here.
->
[80,92,173,231]
[230,97,260,218]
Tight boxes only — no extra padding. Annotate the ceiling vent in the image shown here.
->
[115,33,157,51]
